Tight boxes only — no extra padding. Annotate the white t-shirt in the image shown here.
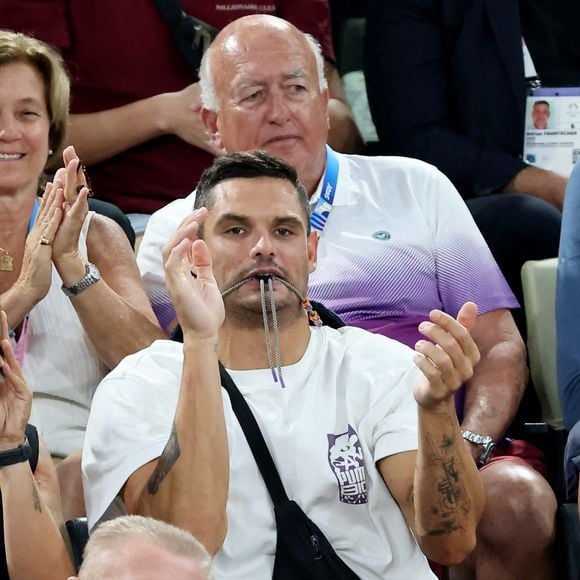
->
[137,153,516,336]
[83,325,436,579]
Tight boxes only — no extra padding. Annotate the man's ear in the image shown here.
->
[201,108,224,151]
[307,231,318,273]
[322,87,330,130]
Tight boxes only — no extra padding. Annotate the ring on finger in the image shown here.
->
[39,234,52,246]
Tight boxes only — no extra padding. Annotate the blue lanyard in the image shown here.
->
[310,145,339,234]
[10,198,41,349]
[28,198,40,233]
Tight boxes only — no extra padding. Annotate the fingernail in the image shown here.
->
[418,322,429,331]
[80,164,92,191]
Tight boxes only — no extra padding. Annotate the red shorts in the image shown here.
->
[482,438,547,478]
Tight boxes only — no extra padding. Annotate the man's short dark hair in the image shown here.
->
[194,150,311,235]
[533,100,550,110]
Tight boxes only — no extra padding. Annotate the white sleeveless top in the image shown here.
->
[22,212,108,457]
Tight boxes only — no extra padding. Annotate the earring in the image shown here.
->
[48,149,54,156]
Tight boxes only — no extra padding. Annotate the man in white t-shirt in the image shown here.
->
[137,16,557,578]
[84,151,484,579]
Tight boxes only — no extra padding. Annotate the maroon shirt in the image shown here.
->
[2,0,335,213]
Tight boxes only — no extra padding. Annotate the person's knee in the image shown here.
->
[478,461,556,547]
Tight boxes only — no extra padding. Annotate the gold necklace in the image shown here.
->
[0,247,14,272]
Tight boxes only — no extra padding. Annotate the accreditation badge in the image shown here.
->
[524,89,580,177]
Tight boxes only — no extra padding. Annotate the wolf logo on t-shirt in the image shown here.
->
[327,425,368,505]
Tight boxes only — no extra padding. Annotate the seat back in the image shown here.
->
[521,258,564,429]
[66,517,89,571]
[556,502,580,580]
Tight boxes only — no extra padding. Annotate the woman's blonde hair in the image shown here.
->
[0,29,70,165]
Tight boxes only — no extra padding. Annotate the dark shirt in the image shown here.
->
[520,0,580,87]
[365,0,580,199]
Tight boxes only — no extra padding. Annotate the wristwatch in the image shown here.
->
[0,437,33,468]
[461,430,496,466]
[61,263,101,297]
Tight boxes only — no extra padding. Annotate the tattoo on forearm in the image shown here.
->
[31,475,42,513]
[148,422,181,495]
[424,425,471,537]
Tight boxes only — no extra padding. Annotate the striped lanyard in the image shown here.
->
[310,145,339,234]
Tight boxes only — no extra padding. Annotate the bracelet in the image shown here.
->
[0,437,33,468]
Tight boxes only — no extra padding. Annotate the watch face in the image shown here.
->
[88,263,100,279]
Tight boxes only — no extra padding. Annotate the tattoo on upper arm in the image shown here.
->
[147,422,181,495]
[406,484,414,508]
[424,423,471,536]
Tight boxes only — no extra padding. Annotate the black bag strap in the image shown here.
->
[220,366,361,579]
[151,0,218,73]
[219,364,289,506]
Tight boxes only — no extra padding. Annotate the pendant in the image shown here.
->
[0,254,14,272]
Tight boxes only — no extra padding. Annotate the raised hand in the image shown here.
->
[163,208,225,339]
[50,146,90,266]
[161,210,204,267]
[160,83,224,156]
[14,184,61,305]
[413,302,481,411]
[0,311,32,450]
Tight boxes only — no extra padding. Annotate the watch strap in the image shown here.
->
[461,430,496,466]
[62,263,101,297]
[461,430,492,445]
[0,437,33,468]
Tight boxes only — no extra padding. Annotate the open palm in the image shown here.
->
[164,237,225,339]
